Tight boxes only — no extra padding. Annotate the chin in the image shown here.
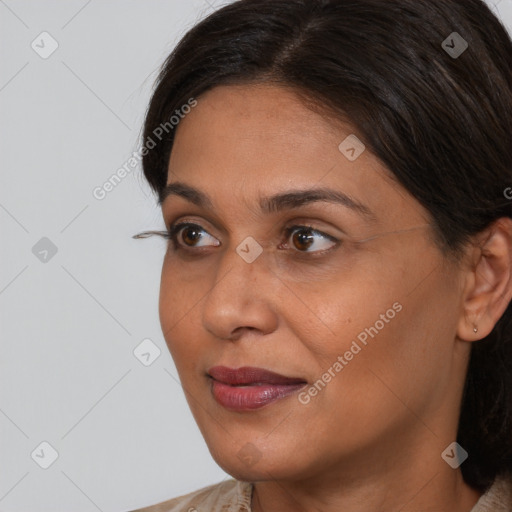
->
[207,439,304,482]
[217,461,270,482]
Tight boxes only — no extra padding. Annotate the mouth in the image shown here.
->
[207,366,307,411]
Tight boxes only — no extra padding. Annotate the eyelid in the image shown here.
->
[283,224,338,241]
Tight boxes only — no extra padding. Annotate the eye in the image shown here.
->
[280,225,338,253]
[135,222,339,255]
[168,222,220,249]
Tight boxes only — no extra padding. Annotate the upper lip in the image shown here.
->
[207,366,307,386]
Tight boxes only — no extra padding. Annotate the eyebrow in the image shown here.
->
[159,181,376,221]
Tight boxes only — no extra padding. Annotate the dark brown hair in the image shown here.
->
[138,0,512,492]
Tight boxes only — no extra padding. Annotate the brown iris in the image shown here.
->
[292,228,314,251]
[181,226,202,246]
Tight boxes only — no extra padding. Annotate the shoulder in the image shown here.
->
[471,472,512,512]
[129,478,253,512]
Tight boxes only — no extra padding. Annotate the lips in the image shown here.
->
[207,366,307,411]
[208,366,306,386]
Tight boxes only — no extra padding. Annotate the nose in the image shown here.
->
[201,245,279,341]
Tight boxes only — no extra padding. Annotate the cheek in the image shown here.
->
[158,254,207,328]
[295,274,402,358]
[300,258,451,401]
[325,278,459,423]
[300,308,431,446]
[381,282,460,396]
[158,262,203,367]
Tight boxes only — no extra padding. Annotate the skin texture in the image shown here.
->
[158,83,512,512]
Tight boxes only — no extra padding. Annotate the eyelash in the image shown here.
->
[160,221,339,256]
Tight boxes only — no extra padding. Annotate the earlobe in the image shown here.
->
[456,217,512,342]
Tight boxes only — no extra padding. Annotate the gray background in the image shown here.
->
[0,1,511,511]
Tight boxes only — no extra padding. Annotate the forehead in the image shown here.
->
[176,83,344,147]
[168,83,368,186]
[165,83,426,228]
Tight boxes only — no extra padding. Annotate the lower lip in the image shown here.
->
[211,380,306,411]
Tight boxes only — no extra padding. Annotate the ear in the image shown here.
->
[457,217,512,341]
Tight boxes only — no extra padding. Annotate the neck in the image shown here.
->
[250,451,482,512]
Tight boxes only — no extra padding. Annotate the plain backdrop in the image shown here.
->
[0,1,511,511]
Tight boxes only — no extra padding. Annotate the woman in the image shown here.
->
[131,0,512,510]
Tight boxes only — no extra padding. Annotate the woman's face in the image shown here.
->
[159,83,469,481]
